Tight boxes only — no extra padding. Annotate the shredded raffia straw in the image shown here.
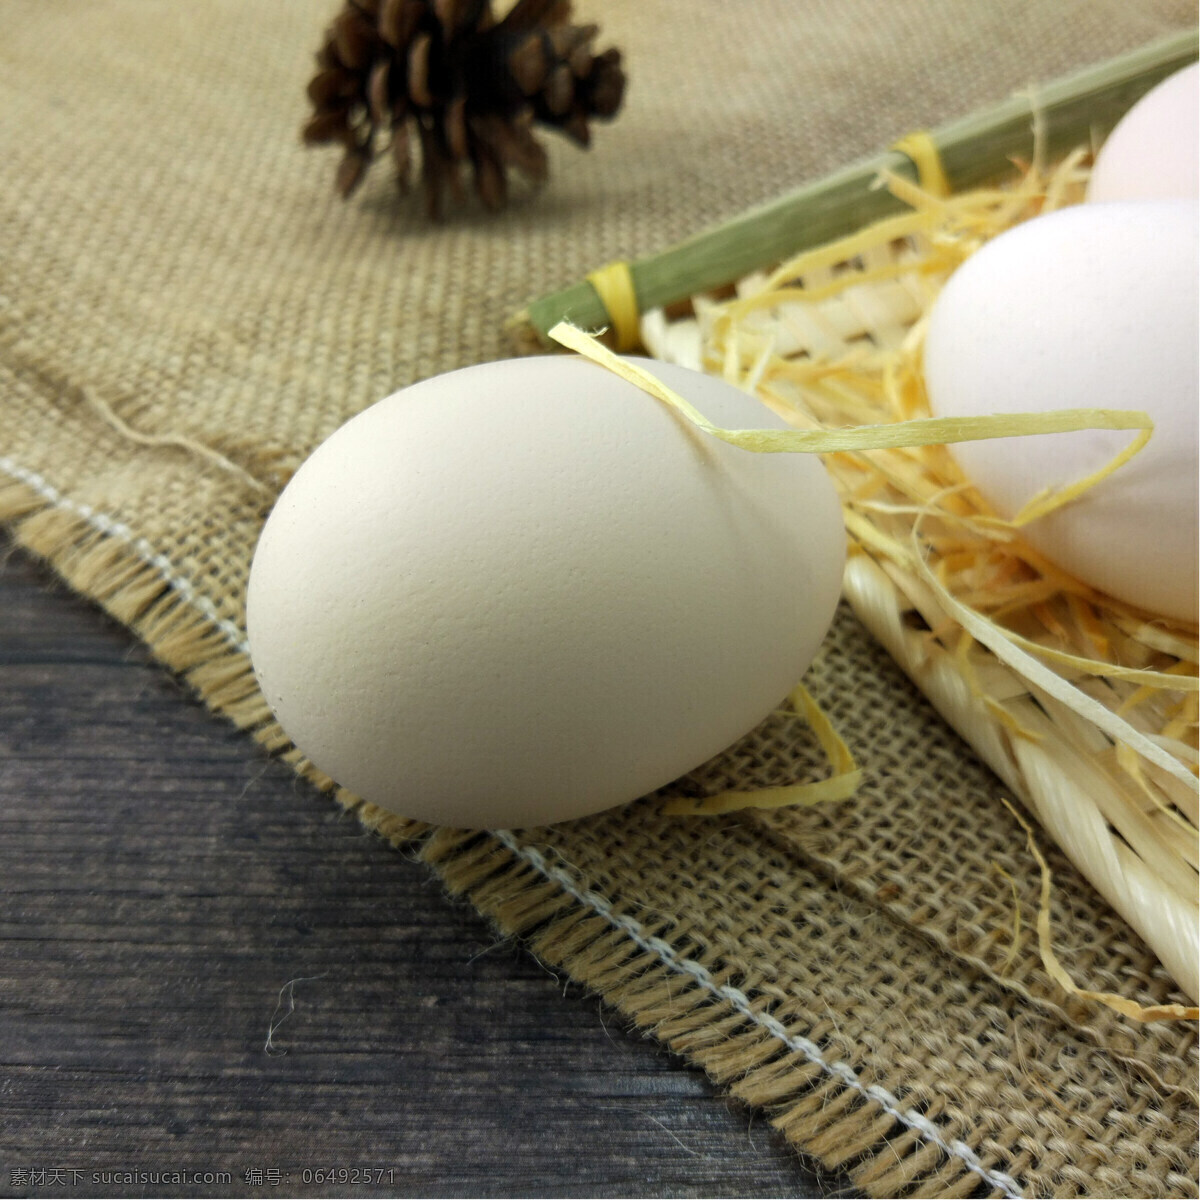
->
[627,151,1199,1013]
[553,319,1153,464]
[1001,800,1199,1023]
[662,683,862,815]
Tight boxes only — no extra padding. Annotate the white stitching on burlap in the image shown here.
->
[493,830,1026,1199]
[2,454,1024,1199]
[0,455,252,656]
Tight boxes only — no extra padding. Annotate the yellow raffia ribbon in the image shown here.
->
[585,260,641,352]
[1002,799,1199,1023]
[548,321,1153,460]
[663,684,862,816]
[1000,634,1197,692]
[891,130,952,198]
[547,320,1165,815]
[1010,425,1153,526]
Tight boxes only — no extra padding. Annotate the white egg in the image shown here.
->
[923,201,1199,622]
[246,355,845,829]
[1088,63,1198,203]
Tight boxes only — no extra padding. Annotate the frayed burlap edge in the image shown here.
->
[407,824,1028,1198]
[0,464,1036,1198]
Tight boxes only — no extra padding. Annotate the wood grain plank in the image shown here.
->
[0,536,853,1197]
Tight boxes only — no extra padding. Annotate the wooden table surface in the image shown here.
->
[0,534,853,1199]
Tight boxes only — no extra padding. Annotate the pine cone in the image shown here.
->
[303,0,626,217]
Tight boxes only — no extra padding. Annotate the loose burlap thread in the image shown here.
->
[2,2,1196,1195]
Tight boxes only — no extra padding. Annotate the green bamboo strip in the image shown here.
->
[517,29,1197,344]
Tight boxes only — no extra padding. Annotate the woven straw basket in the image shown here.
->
[633,156,1198,1013]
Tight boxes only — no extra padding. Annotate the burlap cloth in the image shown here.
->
[3,2,1197,1195]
